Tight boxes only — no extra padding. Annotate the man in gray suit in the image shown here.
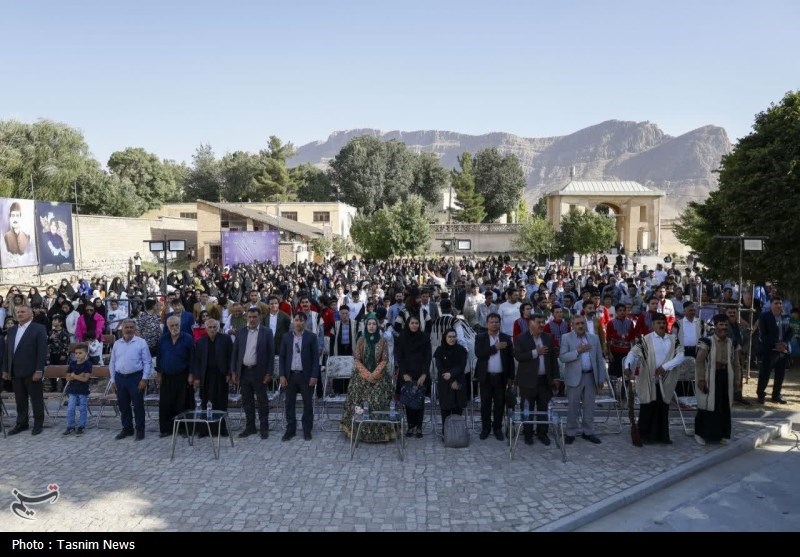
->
[559,313,608,444]
[1,305,48,435]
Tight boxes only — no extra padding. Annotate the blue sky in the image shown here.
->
[1,1,797,165]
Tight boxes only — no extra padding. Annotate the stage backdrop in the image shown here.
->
[36,201,75,274]
[222,231,279,267]
[0,198,39,268]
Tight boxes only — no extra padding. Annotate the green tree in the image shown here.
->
[292,163,334,202]
[556,208,616,256]
[350,196,432,258]
[515,198,530,223]
[674,90,800,290]
[328,136,417,214]
[252,136,298,201]
[0,119,100,201]
[450,152,486,223]
[473,148,526,222]
[309,236,333,259]
[163,160,190,201]
[107,147,180,210]
[184,144,222,201]
[512,217,556,258]
[410,152,448,207]
[532,197,548,218]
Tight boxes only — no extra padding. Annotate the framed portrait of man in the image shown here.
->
[0,198,39,268]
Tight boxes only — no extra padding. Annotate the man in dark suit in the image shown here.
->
[474,312,514,441]
[513,313,559,445]
[265,295,291,353]
[231,308,274,439]
[279,312,320,441]
[192,318,233,436]
[756,297,794,404]
[1,305,48,435]
[419,290,440,323]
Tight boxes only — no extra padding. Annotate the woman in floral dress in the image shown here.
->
[341,317,395,442]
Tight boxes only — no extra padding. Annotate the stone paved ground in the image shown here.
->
[0,402,782,532]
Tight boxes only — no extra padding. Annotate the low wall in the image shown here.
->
[0,215,197,287]
[428,223,520,254]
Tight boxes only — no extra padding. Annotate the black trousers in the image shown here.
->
[638,387,671,443]
[12,375,44,427]
[479,373,506,432]
[405,407,424,429]
[757,352,787,400]
[159,371,190,434]
[285,372,313,435]
[519,375,551,437]
[240,368,269,433]
[202,368,229,435]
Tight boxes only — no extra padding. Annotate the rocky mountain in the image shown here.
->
[288,120,731,218]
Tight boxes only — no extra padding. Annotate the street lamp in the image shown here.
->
[149,236,186,295]
[712,234,768,381]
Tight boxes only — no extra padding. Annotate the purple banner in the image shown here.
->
[221,231,279,267]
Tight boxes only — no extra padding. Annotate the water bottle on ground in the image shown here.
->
[389,399,396,420]
[206,401,212,420]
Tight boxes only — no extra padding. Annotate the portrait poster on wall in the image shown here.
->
[36,201,75,274]
[0,198,39,269]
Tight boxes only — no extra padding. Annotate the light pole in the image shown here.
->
[712,234,768,381]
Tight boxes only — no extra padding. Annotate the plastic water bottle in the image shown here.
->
[363,400,369,419]
[206,401,212,419]
[547,400,554,423]
[194,390,202,412]
[523,400,530,420]
[389,400,396,420]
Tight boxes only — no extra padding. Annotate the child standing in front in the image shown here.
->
[64,343,92,436]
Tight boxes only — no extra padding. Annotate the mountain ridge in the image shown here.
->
[288,120,731,217]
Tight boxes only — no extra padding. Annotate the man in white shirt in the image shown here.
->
[674,302,702,358]
[497,287,521,337]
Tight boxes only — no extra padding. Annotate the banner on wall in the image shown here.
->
[0,198,39,269]
[221,231,279,267]
[35,201,75,274]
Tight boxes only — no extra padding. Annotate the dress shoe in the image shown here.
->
[237,429,257,438]
[197,430,210,438]
[524,436,534,446]
[282,431,295,442]
[407,428,416,437]
[159,432,171,438]
[135,430,145,441]
[31,426,43,436]
[260,431,269,440]
[771,396,788,405]
[115,429,134,440]
[720,438,731,445]
[479,430,490,440]
[415,429,423,439]
[303,432,312,441]
[8,424,28,435]
[76,427,84,436]
[565,435,575,445]
[694,434,706,446]
[582,434,602,444]
[757,395,766,404]
[63,428,74,436]
[494,429,504,441]
[537,434,551,446]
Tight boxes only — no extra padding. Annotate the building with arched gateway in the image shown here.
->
[544,179,665,253]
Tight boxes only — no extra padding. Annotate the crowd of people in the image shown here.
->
[1,252,797,450]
